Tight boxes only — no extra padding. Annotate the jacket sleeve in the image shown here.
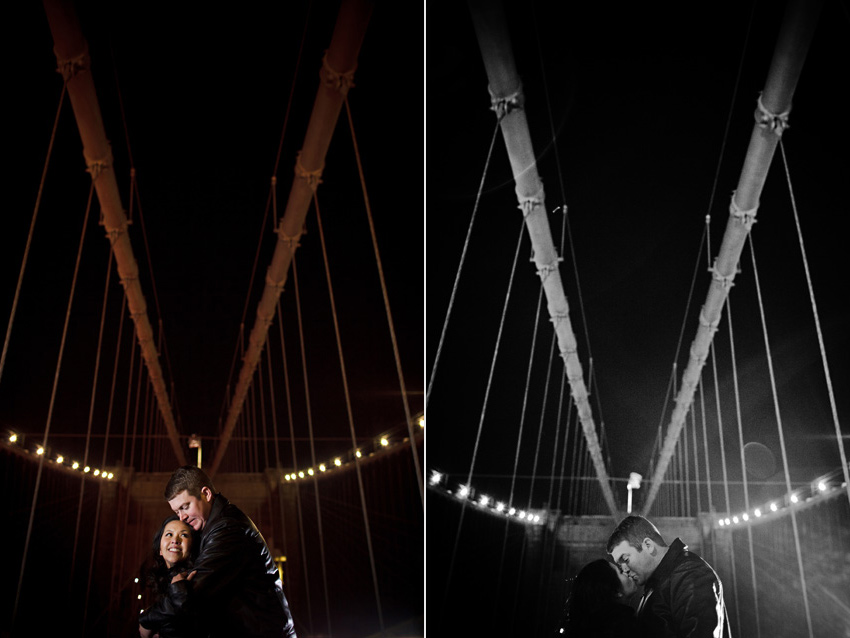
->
[669,562,725,638]
[138,581,190,631]
[182,519,251,605]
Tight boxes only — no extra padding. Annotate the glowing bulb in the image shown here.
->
[84,466,90,473]
[94,469,100,476]
[56,455,64,464]
[9,434,17,443]
[307,468,314,476]
[754,508,762,517]
[518,510,526,519]
[134,578,139,583]
[298,471,304,479]
[732,516,739,524]
[724,518,731,526]
[107,472,114,479]
[495,502,505,512]
[719,519,725,527]
[457,484,470,499]
[319,464,326,472]
[742,513,749,521]
[72,461,80,470]
[137,594,142,600]
[355,450,362,458]
[380,437,389,447]
[36,446,44,455]
[770,502,778,512]
[418,417,424,428]
[818,481,827,492]
[534,515,541,523]
[334,458,342,467]
[508,507,516,516]
[790,493,799,504]
[429,470,443,486]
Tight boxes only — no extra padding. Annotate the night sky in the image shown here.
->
[2,1,423,471]
[425,0,849,512]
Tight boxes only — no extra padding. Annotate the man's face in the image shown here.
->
[609,561,638,597]
[168,487,213,532]
[610,539,656,587]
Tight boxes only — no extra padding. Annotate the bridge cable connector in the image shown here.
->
[489,83,525,120]
[755,92,790,136]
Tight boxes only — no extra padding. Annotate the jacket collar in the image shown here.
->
[202,492,228,535]
[646,537,686,589]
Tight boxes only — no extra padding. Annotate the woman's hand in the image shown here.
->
[171,570,198,584]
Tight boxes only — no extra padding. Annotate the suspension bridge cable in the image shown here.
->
[112,312,138,600]
[12,179,96,630]
[343,96,423,505]
[426,117,503,409]
[257,349,271,469]
[313,191,385,635]
[0,83,66,385]
[264,334,292,566]
[71,248,114,598]
[709,338,741,631]
[698,377,717,563]
[555,397,575,513]
[779,140,850,501]
[690,399,702,514]
[106,290,128,603]
[441,218,525,623]
[291,253,333,636]
[540,355,570,625]
[525,329,558,510]
[748,234,814,638]
[276,296,314,633]
[493,285,544,615]
[726,296,762,638]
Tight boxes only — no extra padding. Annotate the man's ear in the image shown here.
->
[644,538,657,556]
[201,486,213,502]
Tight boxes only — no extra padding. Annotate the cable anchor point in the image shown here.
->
[755,92,790,137]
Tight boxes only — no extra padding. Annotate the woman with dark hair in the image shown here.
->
[556,558,644,638]
[140,515,201,638]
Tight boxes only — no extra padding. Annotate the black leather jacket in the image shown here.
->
[140,493,297,638]
[637,538,726,638]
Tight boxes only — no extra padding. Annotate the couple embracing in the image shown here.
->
[561,515,728,638]
[139,465,297,638]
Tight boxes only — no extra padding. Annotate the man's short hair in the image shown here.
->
[165,465,216,501]
[607,515,667,553]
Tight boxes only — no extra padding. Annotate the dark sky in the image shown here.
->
[425,0,849,512]
[2,1,423,471]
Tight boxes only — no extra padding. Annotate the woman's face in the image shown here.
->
[608,561,638,598]
[159,520,193,568]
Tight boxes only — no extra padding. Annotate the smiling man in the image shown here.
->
[607,516,727,638]
[139,466,297,638]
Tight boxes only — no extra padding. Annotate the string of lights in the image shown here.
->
[715,463,849,529]
[427,468,547,526]
[283,413,424,482]
[4,429,116,480]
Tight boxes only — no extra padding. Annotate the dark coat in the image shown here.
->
[140,493,297,638]
[636,538,726,638]
[565,601,644,638]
